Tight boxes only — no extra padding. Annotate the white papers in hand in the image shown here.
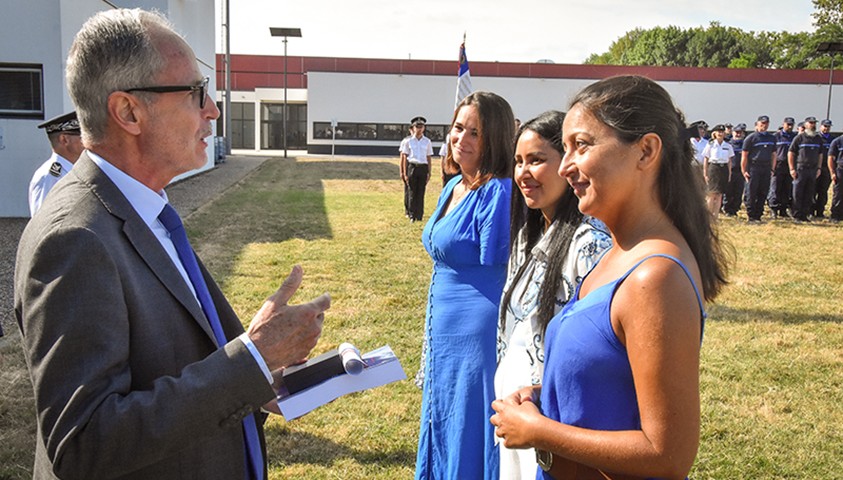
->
[276,345,406,420]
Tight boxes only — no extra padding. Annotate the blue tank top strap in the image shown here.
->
[614,253,707,338]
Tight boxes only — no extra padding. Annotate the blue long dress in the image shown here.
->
[415,176,511,480]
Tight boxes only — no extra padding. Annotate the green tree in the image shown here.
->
[583,7,842,70]
[809,22,843,69]
[620,26,691,66]
[728,52,758,69]
[812,0,843,27]
[586,29,645,65]
[684,23,756,67]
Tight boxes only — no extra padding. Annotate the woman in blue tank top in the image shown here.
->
[490,76,731,480]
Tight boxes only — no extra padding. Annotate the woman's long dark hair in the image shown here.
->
[499,111,584,336]
[570,75,730,301]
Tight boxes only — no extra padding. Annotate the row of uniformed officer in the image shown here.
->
[730,115,836,223]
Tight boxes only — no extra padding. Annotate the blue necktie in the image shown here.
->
[158,203,264,480]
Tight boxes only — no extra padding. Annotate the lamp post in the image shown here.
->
[223,0,231,155]
[816,41,843,121]
[269,27,302,158]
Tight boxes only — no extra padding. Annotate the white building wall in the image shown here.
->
[307,72,841,148]
[0,2,63,217]
[0,0,217,217]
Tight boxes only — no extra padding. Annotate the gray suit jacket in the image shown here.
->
[14,153,275,479]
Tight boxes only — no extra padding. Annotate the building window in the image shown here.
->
[261,103,307,150]
[313,122,448,142]
[335,123,358,139]
[425,125,447,142]
[231,103,255,149]
[0,64,44,119]
[215,102,256,149]
[380,124,407,141]
[314,122,333,139]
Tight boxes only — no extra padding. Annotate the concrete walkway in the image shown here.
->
[0,155,270,338]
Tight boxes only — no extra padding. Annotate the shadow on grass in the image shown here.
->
[188,157,401,284]
[707,304,843,324]
[267,427,415,469]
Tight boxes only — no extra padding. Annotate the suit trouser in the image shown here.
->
[407,163,429,221]
[745,165,772,220]
[813,167,831,217]
[723,167,744,215]
[792,166,818,220]
[768,164,792,214]
[831,166,843,220]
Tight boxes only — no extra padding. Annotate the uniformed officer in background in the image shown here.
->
[828,129,843,222]
[690,120,709,166]
[400,116,433,222]
[28,111,84,216]
[788,116,824,222]
[723,122,746,217]
[768,117,796,218]
[812,119,834,219]
[741,115,776,222]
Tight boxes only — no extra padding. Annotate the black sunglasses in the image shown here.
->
[125,76,209,109]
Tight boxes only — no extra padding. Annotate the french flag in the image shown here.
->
[454,38,473,108]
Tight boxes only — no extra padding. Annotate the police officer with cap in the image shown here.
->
[400,115,433,222]
[723,123,747,216]
[788,116,823,222]
[813,119,834,218]
[690,120,709,165]
[768,116,796,218]
[28,111,85,216]
[741,115,776,222]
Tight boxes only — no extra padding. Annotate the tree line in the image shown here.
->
[585,0,843,69]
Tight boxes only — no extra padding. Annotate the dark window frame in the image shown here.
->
[314,121,449,141]
[0,63,44,119]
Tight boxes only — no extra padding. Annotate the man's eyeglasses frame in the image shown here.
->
[124,76,209,109]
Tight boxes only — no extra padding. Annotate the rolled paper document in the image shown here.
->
[339,342,365,375]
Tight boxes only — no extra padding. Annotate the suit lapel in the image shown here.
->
[73,154,218,345]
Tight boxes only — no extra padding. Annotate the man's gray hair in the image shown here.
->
[66,9,175,145]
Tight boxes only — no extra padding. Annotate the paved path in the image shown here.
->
[0,155,270,339]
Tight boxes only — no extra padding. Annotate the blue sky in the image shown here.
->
[214,0,817,64]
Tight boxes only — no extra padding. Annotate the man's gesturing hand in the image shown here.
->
[247,265,331,371]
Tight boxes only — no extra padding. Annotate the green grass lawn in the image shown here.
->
[1,156,841,479]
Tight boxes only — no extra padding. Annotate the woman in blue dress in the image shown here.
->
[415,91,515,480]
[490,76,731,479]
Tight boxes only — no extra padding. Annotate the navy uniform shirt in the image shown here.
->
[789,133,824,169]
[774,130,796,163]
[820,132,833,171]
[743,131,776,167]
[829,136,843,169]
[729,136,745,171]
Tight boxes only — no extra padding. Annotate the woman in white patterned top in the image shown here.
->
[493,111,612,479]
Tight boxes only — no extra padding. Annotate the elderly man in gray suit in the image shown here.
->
[14,9,330,480]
